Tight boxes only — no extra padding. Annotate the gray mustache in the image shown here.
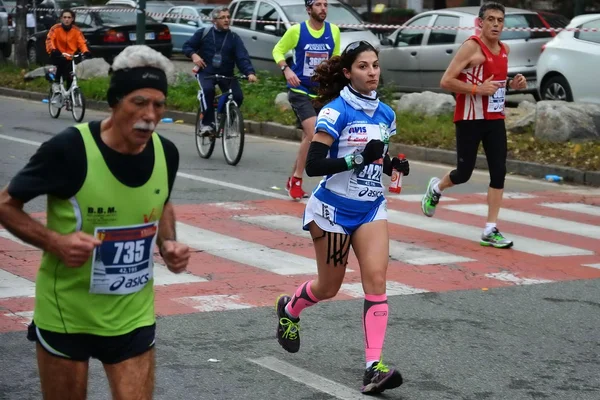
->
[133,121,156,131]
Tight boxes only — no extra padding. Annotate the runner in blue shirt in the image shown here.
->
[274,40,409,395]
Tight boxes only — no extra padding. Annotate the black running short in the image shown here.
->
[288,90,320,124]
[27,320,156,364]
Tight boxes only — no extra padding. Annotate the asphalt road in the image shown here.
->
[0,96,599,400]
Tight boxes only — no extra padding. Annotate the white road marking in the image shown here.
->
[248,356,368,400]
[445,204,600,240]
[485,272,553,285]
[339,281,429,297]
[153,263,207,286]
[235,215,475,265]
[175,222,317,275]
[0,269,35,299]
[3,310,34,326]
[389,194,457,202]
[540,203,600,217]
[582,264,600,270]
[386,210,592,257]
[475,192,537,199]
[174,294,252,312]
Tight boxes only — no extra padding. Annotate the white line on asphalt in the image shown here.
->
[386,209,592,257]
[540,202,600,217]
[175,222,317,275]
[475,192,537,199]
[153,262,207,286]
[0,269,35,299]
[235,214,475,265]
[176,172,288,200]
[340,281,429,297]
[485,272,553,285]
[248,356,367,400]
[0,134,42,147]
[582,264,600,270]
[174,294,253,311]
[389,194,457,202]
[445,204,600,240]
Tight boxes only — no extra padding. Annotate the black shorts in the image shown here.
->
[288,90,320,124]
[27,320,156,364]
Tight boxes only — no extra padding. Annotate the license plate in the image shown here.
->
[129,32,155,41]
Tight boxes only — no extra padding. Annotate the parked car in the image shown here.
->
[378,6,554,99]
[0,0,13,58]
[27,5,172,65]
[160,3,216,52]
[228,0,380,75]
[536,13,600,104]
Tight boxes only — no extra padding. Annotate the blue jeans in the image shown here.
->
[197,72,243,127]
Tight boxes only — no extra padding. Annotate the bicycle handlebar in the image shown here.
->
[200,73,249,81]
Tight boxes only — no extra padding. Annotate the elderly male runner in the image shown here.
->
[0,45,189,399]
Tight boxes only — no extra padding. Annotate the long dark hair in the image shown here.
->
[311,41,378,109]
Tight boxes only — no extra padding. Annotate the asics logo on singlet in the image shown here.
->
[348,126,367,134]
[303,44,330,51]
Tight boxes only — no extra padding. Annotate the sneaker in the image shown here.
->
[421,177,441,217]
[289,176,306,200]
[275,295,300,353]
[199,123,215,138]
[480,228,513,249]
[361,361,403,394]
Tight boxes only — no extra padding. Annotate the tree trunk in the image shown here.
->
[433,0,446,9]
[14,0,28,68]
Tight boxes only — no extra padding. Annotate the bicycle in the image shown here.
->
[193,68,246,166]
[47,52,86,122]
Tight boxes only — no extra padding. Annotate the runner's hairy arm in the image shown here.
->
[0,188,60,251]
[157,201,177,248]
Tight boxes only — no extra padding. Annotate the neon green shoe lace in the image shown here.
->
[374,362,390,373]
[278,317,300,340]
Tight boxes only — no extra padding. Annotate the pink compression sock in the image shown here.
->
[363,293,389,365]
[285,280,319,319]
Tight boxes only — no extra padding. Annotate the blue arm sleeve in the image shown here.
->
[182,28,205,58]
[233,34,255,75]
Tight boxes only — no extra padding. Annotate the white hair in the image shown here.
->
[111,45,175,83]
[210,6,229,20]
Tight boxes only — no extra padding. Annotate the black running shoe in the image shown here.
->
[361,361,403,394]
[275,295,300,353]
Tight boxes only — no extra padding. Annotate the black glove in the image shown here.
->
[83,51,92,60]
[360,139,385,165]
[50,49,62,59]
[391,157,410,176]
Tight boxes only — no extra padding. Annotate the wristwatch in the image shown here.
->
[352,153,364,168]
[280,64,288,73]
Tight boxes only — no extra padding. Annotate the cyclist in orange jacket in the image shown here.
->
[45,9,91,90]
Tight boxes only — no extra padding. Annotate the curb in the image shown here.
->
[2,86,599,187]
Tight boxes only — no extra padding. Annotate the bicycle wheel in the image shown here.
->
[194,106,215,159]
[71,87,86,122]
[48,88,61,119]
[221,103,244,166]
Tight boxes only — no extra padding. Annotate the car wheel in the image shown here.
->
[27,44,37,65]
[541,75,573,102]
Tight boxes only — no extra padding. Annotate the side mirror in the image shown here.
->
[187,20,198,27]
[264,24,276,33]
[380,37,393,46]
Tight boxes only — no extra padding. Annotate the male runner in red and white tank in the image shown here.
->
[420,1,527,248]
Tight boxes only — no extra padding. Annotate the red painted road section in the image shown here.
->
[1,190,599,333]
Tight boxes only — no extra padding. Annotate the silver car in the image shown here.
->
[160,4,216,53]
[379,6,554,99]
[228,0,380,75]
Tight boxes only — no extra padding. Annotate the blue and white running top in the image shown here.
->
[302,87,396,235]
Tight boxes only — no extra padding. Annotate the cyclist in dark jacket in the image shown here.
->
[183,6,257,135]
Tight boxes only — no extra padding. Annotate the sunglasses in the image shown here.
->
[342,40,375,55]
